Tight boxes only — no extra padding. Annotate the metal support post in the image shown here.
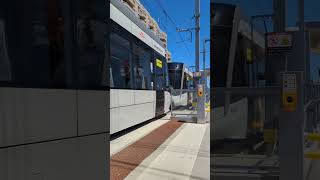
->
[195,0,205,122]
[202,40,206,103]
[273,0,286,32]
[203,39,210,103]
[264,0,286,155]
[195,0,200,74]
[279,72,305,180]
[299,0,307,81]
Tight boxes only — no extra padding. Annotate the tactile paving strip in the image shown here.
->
[110,118,183,180]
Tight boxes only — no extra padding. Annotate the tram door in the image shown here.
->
[154,55,165,116]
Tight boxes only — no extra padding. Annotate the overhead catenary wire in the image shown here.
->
[147,0,193,59]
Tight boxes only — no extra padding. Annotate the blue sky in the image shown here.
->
[140,0,210,70]
[215,0,320,27]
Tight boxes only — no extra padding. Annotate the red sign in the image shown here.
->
[266,32,293,49]
[139,32,145,39]
[266,32,293,53]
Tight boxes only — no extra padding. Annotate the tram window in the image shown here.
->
[5,0,68,88]
[75,0,107,89]
[169,69,183,89]
[0,0,71,88]
[0,19,12,82]
[0,0,107,89]
[133,38,152,90]
[30,0,69,88]
[110,31,132,89]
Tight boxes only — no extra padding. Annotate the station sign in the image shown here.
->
[282,73,297,112]
[266,32,293,53]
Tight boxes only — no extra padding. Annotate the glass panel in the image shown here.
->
[1,0,107,89]
[110,29,132,89]
[75,0,107,89]
[2,0,68,88]
[18,0,66,88]
[133,38,152,90]
[0,18,11,83]
[169,69,183,89]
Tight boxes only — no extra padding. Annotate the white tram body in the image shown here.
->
[110,0,171,134]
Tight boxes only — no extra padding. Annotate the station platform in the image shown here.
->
[110,114,210,180]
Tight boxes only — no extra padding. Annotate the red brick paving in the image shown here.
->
[110,119,183,180]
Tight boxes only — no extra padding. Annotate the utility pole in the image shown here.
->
[203,39,210,103]
[194,0,200,94]
[195,0,205,121]
[270,0,286,175]
[299,0,307,80]
[195,0,200,74]
[273,0,286,32]
[176,0,205,121]
[275,0,306,180]
[264,0,286,152]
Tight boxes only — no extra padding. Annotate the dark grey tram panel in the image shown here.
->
[0,134,107,180]
[0,0,109,179]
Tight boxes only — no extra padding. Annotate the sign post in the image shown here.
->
[279,72,305,180]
